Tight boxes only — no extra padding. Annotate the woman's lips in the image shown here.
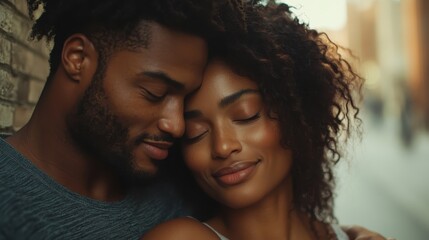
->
[213,161,260,186]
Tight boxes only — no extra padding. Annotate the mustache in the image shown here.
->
[135,132,175,145]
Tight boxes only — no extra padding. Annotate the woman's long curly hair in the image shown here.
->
[223,0,363,223]
[176,0,363,224]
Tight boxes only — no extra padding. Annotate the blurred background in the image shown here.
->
[0,0,428,239]
[280,0,429,239]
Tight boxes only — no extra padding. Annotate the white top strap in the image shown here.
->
[202,222,230,240]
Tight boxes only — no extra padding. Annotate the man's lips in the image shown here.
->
[213,160,260,186]
[140,140,173,160]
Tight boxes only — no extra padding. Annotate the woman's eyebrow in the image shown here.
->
[219,89,259,108]
[184,89,259,120]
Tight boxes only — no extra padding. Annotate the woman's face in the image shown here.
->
[182,60,293,208]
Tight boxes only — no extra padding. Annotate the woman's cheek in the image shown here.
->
[183,144,208,172]
[244,119,280,148]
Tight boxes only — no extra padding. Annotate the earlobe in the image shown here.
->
[61,34,97,82]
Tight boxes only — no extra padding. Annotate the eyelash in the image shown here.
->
[183,130,208,144]
[183,112,261,144]
[235,112,261,124]
[141,87,166,102]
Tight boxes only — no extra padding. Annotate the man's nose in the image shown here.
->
[157,101,185,138]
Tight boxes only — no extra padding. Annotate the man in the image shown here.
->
[0,0,389,239]
[0,0,231,238]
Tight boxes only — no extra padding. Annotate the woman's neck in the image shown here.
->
[206,177,325,240]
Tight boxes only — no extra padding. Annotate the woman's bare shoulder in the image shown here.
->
[142,217,220,240]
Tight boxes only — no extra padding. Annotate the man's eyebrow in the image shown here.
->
[140,71,185,90]
[219,89,259,108]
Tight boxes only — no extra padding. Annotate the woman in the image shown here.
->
[145,0,362,239]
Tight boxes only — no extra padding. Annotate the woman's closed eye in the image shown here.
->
[183,124,208,143]
[234,112,261,124]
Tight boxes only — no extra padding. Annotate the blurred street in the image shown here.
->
[335,111,429,240]
[276,1,429,239]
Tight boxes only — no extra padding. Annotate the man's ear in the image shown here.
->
[61,34,98,83]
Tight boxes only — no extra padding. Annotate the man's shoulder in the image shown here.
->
[0,136,20,161]
[0,137,24,189]
[0,137,29,185]
[129,179,192,218]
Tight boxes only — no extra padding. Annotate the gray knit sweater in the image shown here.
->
[0,138,188,239]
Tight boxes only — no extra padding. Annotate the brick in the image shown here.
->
[1,2,49,58]
[11,41,49,81]
[27,40,51,60]
[38,41,51,58]
[0,103,14,129]
[14,0,43,19]
[13,104,32,130]
[0,34,11,64]
[0,69,17,101]
[16,75,28,102]
[9,7,32,42]
[14,0,28,16]
[0,3,13,33]
[27,78,44,103]
[4,0,16,4]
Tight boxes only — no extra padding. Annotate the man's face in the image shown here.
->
[68,22,207,180]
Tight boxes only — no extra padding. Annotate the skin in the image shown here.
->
[183,59,307,239]
[146,59,323,240]
[6,22,207,201]
[143,60,389,240]
[3,16,386,240]
[182,59,294,210]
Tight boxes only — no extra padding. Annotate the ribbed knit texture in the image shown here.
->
[0,138,188,239]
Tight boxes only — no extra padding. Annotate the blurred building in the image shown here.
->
[313,0,429,239]
[347,0,429,136]
[404,0,429,129]
[282,0,429,239]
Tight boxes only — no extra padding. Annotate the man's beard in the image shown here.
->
[66,70,151,184]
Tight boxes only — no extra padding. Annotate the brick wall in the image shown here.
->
[0,0,49,136]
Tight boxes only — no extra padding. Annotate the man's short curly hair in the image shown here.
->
[26,0,247,82]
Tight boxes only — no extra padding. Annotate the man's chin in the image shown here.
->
[132,161,160,178]
[117,167,158,186]
[136,168,158,178]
